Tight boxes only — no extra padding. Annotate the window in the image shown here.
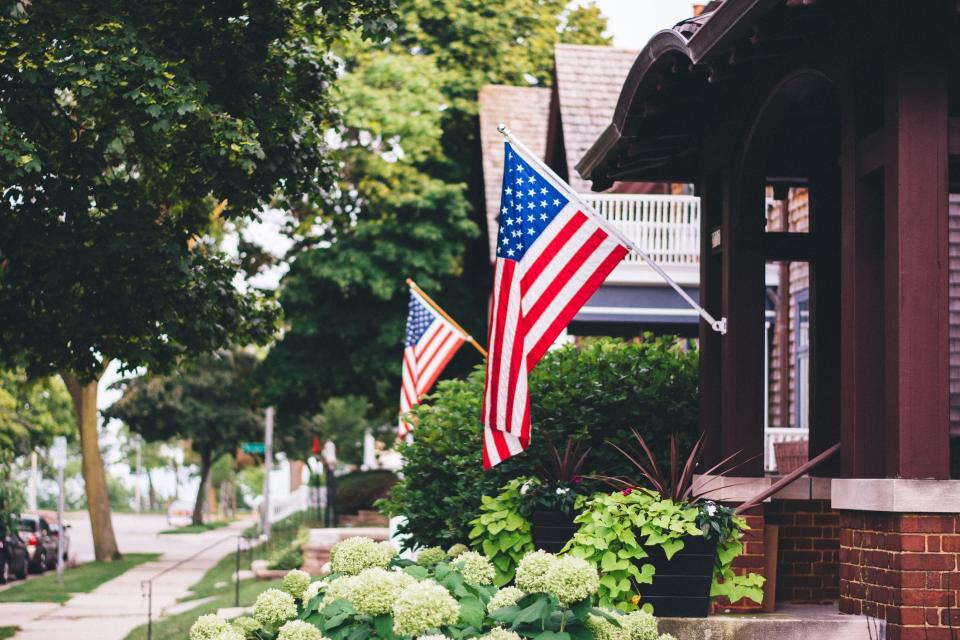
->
[795,290,810,429]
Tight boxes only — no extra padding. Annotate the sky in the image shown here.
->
[592,0,695,49]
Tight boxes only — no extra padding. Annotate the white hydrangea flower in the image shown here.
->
[619,610,660,640]
[445,544,468,559]
[253,588,297,629]
[189,614,230,640]
[276,620,325,640]
[416,546,446,567]
[213,628,245,640]
[392,580,460,636]
[454,551,496,586]
[282,569,312,600]
[303,580,325,603]
[514,550,557,594]
[330,537,396,576]
[322,574,359,608]
[586,613,625,640]
[556,487,570,495]
[542,555,599,605]
[230,616,261,639]
[478,628,523,640]
[487,586,525,613]
[346,568,416,616]
[416,635,451,640]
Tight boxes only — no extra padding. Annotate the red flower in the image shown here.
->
[622,487,633,496]
[572,476,582,484]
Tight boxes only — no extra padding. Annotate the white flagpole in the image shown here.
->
[497,124,727,335]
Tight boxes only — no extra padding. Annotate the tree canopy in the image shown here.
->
[261,1,610,426]
[0,369,74,456]
[106,348,263,524]
[0,0,395,558]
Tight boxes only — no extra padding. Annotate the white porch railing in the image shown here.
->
[585,194,701,266]
[764,427,810,472]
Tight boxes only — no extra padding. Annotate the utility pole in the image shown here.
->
[134,439,142,513]
[28,452,38,512]
[262,407,274,540]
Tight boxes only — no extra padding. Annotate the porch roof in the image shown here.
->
[576,0,834,189]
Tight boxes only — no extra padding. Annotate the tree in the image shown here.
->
[0,451,25,538]
[261,2,609,425]
[105,349,263,525]
[0,1,393,560]
[0,369,74,456]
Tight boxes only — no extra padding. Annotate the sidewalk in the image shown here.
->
[1,517,252,640]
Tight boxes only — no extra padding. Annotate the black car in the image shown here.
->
[19,515,59,573]
[0,531,29,583]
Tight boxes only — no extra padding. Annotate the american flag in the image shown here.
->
[482,141,629,468]
[399,288,467,436]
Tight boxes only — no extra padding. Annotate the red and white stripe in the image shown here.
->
[399,297,466,436]
[481,159,628,469]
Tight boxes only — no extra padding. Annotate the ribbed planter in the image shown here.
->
[634,536,718,618]
[530,510,579,553]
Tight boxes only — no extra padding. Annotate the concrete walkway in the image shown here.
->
[0,515,254,640]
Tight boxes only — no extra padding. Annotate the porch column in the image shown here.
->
[839,28,949,479]
[721,167,766,476]
[698,173,723,466]
[880,44,950,479]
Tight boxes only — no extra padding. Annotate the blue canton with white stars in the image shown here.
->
[496,142,569,261]
[405,294,436,347]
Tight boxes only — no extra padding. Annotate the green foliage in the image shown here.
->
[467,478,534,586]
[0,451,23,537]
[335,470,399,516]
[107,348,262,466]
[268,528,309,571]
[566,490,764,611]
[0,0,400,378]
[0,369,73,456]
[277,396,382,463]
[380,338,700,548]
[489,591,612,639]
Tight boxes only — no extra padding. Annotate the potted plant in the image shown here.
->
[566,430,763,617]
[522,438,591,553]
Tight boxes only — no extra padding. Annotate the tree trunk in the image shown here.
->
[147,469,156,511]
[63,372,121,561]
[192,449,213,526]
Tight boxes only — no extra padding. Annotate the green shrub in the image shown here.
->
[380,337,699,549]
[335,469,398,515]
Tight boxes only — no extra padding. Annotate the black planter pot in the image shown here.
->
[634,536,718,618]
[530,510,579,553]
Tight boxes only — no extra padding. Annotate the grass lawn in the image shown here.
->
[0,627,20,639]
[0,553,159,604]
[124,548,281,640]
[160,520,232,535]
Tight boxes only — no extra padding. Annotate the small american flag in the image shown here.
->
[399,288,467,436]
[482,141,629,468]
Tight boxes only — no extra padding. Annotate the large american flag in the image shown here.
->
[399,288,467,436]
[482,141,629,468]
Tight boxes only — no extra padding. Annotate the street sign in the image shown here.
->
[242,442,265,454]
[51,436,67,470]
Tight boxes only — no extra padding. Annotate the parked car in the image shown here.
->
[18,515,59,573]
[0,530,29,583]
[166,500,193,527]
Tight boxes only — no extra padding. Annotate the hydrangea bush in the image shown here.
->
[187,538,677,640]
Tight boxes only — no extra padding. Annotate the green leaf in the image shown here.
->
[372,615,394,639]
[459,595,486,628]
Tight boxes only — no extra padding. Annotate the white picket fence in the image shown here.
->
[586,194,701,266]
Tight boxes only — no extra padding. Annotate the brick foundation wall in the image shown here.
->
[839,512,960,640]
[712,507,766,613]
[766,499,840,602]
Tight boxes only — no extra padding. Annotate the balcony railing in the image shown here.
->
[585,194,701,266]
